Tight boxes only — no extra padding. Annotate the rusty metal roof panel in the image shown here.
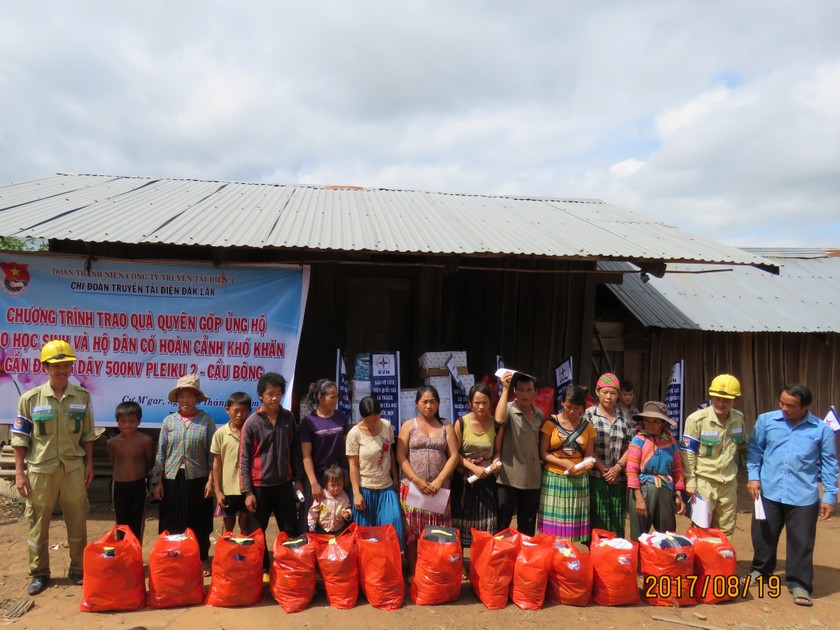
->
[600,254,840,332]
[0,174,775,270]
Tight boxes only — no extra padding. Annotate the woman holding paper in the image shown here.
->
[451,384,501,548]
[397,385,460,573]
[537,385,598,543]
[625,401,685,540]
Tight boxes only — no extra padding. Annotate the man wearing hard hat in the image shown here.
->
[680,374,747,537]
[11,340,95,596]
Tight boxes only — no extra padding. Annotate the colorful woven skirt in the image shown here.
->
[537,469,590,543]
[589,476,627,538]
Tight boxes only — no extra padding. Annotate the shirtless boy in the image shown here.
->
[107,401,154,541]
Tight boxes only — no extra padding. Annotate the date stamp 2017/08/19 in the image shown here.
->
[643,574,782,600]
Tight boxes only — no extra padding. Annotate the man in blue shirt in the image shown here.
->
[746,384,838,607]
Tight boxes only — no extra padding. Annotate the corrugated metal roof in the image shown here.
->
[0,173,776,270]
[600,253,840,332]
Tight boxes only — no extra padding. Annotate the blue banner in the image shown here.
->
[370,351,400,432]
[554,356,574,412]
[336,349,351,419]
[665,360,685,438]
[0,253,309,426]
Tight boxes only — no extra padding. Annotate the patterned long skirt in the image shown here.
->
[536,469,590,543]
[589,476,627,538]
[450,470,498,548]
[399,482,452,547]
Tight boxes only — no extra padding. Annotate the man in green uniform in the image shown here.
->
[12,340,95,596]
[680,374,746,537]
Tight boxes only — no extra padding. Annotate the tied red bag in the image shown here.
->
[311,523,359,609]
[548,538,593,607]
[410,526,463,605]
[591,528,640,606]
[686,527,737,604]
[511,532,554,610]
[147,529,204,608]
[269,533,317,613]
[356,525,404,610]
[80,525,145,612]
[470,528,521,609]
[205,530,265,607]
[639,532,696,607]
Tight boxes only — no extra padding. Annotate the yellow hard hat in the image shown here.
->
[40,339,77,364]
[708,374,741,400]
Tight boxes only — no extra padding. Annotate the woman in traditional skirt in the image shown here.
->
[585,372,635,538]
[397,385,460,574]
[451,383,500,548]
[537,385,598,543]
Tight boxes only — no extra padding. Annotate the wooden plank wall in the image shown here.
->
[638,330,840,432]
[296,261,597,404]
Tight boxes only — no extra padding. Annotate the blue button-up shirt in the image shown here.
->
[747,410,838,506]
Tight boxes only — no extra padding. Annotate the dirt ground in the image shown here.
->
[1,488,839,630]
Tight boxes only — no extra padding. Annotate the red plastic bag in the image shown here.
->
[205,530,265,607]
[532,387,555,421]
[511,532,554,610]
[470,528,520,609]
[410,526,463,605]
[686,527,738,604]
[80,525,145,612]
[357,525,404,610]
[591,528,640,606]
[147,529,204,608]
[548,538,593,606]
[639,532,695,607]
[269,533,318,613]
[312,523,359,609]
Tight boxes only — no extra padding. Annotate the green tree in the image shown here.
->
[0,236,47,251]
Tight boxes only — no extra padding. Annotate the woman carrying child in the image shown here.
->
[451,383,500,547]
[625,401,685,540]
[537,385,598,543]
[299,379,350,532]
[346,396,403,546]
[397,386,460,573]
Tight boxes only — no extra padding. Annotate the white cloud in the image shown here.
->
[1,1,839,246]
[655,87,732,138]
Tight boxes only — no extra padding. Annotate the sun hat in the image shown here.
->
[634,401,676,427]
[167,374,209,403]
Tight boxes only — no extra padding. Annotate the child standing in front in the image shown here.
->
[211,392,252,533]
[107,401,154,542]
[307,465,352,534]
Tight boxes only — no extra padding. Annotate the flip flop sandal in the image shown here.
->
[790,586,813,607]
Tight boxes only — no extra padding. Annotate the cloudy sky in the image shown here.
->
[2,1,839,246]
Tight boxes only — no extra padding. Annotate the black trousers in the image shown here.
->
[497,484,540,536]
[750,496,820,593]
[159,471,214,560]
[113,478,147,543]
[253,482,300,571]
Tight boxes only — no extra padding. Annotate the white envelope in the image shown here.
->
[691,494,711,528]
[754,497,767,520]
[405,482,450,515]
